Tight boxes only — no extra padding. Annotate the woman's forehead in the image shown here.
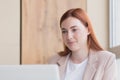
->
[61,17,85,29]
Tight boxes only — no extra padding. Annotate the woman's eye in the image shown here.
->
[72,29,77,32]
[62,30,67,34]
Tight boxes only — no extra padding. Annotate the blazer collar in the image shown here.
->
[57,50,98,66]
[83,49,98,80]
[57,53,71,66]
[57,49,98,80]
[57,53,71,80]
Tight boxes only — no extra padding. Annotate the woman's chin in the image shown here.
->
[68,47,79,52]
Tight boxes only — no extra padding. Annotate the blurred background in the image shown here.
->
[0,0,120,79]
[0,0,119,78]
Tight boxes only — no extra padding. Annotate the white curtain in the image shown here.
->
[110,0,120,48]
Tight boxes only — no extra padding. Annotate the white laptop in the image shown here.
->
[0,65,60,80]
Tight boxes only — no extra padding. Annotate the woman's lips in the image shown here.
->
[67,41,75,45]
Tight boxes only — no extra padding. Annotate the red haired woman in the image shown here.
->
[48,8,117,80]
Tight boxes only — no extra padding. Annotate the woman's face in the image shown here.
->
[61,17,89,51]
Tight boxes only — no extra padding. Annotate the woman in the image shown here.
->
[48,8,117,80]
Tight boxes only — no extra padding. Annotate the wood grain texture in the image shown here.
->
[22,0,87,64]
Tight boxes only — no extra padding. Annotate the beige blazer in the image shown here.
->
[48,50,117,80]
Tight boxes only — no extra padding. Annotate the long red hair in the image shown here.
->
[59,8,104,56]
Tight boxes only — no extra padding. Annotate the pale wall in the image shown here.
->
[87,0,109,50]
[0,0,20,64]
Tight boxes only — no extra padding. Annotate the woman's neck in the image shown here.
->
[70,47,89,64]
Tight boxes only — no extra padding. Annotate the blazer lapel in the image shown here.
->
[83,50,98,80]
[57,54,70,80]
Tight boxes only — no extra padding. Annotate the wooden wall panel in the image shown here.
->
[22,0,87,64]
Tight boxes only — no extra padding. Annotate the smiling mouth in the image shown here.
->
[67,42,75,45]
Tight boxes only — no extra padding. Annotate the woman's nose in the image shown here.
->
[67,32,73,40]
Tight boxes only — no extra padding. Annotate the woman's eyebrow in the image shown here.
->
[61,28,67,31]
[70,25,77,29]
[61,25,77,30]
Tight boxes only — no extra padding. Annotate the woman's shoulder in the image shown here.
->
[90,49,116,63]
[95,50,116,63]
[96,50,116,58]
[47,53,62,64]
